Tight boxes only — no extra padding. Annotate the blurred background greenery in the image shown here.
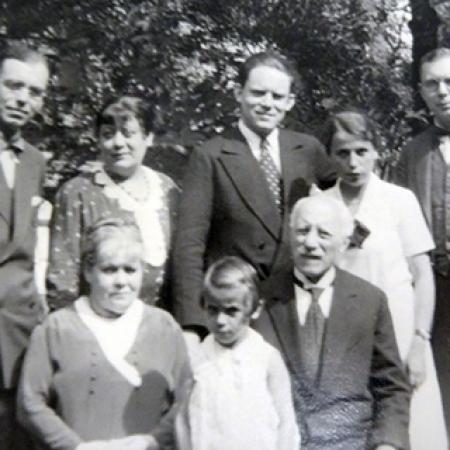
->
[0,0,440,195]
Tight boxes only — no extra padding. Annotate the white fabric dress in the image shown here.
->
[186,328,299,450]
[325,174,448,450]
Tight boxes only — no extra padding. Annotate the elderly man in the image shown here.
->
[254,195,411,450]
[172,51,336,339]
[393,47,450,432]
[0,43,49,449]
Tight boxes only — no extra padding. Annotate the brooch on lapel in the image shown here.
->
[348,219,370,249]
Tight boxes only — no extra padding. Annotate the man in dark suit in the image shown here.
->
[0,43,49,449]
[393,47,450,432]
[172,51,336,340]
[254,195,410,450]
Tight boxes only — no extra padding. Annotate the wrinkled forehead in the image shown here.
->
[0,57,49,84]
[292,201,342,233]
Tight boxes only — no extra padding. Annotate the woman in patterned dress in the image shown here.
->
[47,95,179,309]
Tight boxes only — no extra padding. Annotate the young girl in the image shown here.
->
[176,256,300,450]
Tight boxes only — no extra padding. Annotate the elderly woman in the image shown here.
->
[18,217,190,450]
[47,95,178,309]
[321,109,447,449]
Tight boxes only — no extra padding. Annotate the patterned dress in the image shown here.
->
[47,166,179,309]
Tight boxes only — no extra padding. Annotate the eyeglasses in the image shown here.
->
[421,78,450,93]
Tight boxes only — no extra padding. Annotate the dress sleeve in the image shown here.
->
[151,315,192,449]
[397,188,434,257]
[17,323,83,450]
[46,182,85,310]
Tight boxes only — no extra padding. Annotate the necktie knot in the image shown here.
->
[308,287,323,303]
[294,275,324,301]
[258,137,283,215]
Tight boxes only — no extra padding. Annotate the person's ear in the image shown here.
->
[234,84,243,103]
[250,298,265,321]
[83,265,93,284]
[286,93,296,112]
[145,132,155,147]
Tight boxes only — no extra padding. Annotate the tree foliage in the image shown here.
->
[0,0,412,191]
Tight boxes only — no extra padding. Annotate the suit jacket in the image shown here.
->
[253,268,411,450]
[392,125,438,227]
[0,140,46,389]
[172,126,336,329]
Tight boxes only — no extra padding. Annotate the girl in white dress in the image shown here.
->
[321,109,447,450]
[176,256,300,450]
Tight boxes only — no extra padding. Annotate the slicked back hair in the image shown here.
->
[238,50,299,93]
[0,42,48,72]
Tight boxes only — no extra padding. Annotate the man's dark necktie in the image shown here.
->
[259,138,283,215]
[295,278,326,381]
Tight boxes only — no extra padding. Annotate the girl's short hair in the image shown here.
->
[320,109,381,154]
[202,257,260,313]
[81,216,143,270]
[95,95,155,135]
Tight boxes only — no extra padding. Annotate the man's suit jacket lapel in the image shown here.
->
[0,162,12,225]
[265,271,304,377]
[13,148,35,241]
[219,127,281,239]
[279,130,309,211]
[266,269,363,387]
[319,269,362,389]
[0,149,35,264]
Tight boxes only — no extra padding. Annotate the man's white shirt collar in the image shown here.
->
[294,266,336,325]
[238,119,281,172]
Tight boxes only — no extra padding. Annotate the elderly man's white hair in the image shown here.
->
[290,194,354,239]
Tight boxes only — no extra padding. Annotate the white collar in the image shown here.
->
[294,266,336,290]
[238,119,279,150]
[331,173,380,222]
[75,296,144,386]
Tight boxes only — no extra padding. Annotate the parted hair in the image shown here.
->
[95,95,155,135]
[238,50,300,93]
[81,216,143,270]
[0,41,48,70]
[420,47,450,74]
[202,256,260,314]
[320,108,382,154]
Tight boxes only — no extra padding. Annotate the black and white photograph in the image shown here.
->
[0,1,448,449]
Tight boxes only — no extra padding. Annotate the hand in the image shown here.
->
[110,435,158,450]
[76,435,158,450]
[76,441,112,450]
[407,335,427,388]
